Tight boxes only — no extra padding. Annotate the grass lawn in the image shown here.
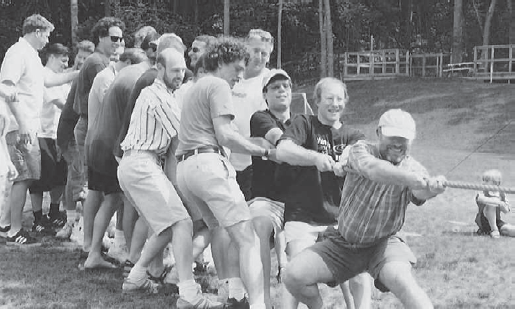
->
[1,78,515,308]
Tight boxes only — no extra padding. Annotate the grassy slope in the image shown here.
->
[1,78,515,308]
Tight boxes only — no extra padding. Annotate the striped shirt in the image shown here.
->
[337,140,428,248]
[120,78,181,155]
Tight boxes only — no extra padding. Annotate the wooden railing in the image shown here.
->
[472,44,515,82]
[340,49,410,80]
[410,53,448,77]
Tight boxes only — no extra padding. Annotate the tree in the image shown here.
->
[483,0,498,46]
[319,0,327,77]
[277,0,283,68]
[325,0,333,77]
[510,0,515,44]
[452,0,464,63]
[70,0,78,47]
[224,0,230,35]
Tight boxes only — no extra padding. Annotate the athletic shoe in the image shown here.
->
[70,217,83,246]
[32,222,56,236]
[122,278,160,294]
[107,244,129,264]
[6,229,38,245]
[55,222,73,239]
[490,230,501,239]
[225,297,249,309]
[176,296,225,309]
[48,211,67,229]
[0,225,10,238]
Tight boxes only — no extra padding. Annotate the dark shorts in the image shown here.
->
[29,138,67,193]
[87,167,122,195]
[236,165,253,202]
[6,131,41,182]
[309,233,417,292]
[476,212,506,234]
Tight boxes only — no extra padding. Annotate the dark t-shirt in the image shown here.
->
[113,68,158,158]
[250,110,291,202]
[73,51,110,117]
[56,79,79,149]
[85,64,149,175]
[278,114,365,225]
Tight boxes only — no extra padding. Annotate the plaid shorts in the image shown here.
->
[6,131,41,182]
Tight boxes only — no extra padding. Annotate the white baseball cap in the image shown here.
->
[378,109,416,140]
[262,69,291,92]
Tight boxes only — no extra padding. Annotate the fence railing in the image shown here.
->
[472,44,515,82]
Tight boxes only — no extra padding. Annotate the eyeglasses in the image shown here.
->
[110,36,123,43]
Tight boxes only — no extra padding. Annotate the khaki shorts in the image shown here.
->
[284,221,337,245]
[118,150,191,235]
[6,131,41,182]
[176,152,249,229]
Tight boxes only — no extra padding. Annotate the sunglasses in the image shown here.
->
[110,36,123,43]
[149,43,157,52]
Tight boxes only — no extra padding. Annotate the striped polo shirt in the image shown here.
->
[338,140,429,248]
[120,78,180,156]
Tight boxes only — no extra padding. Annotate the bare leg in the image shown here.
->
[122,196,138,251]
[9,180,31,234]
[283,239,316,309]
[340,273,372,309]
[379,261,433,309]
[500,223,515,237]
[82,189,103,252]
[252,215,274,309]
[128,217,148,263]
[211,226,231,280]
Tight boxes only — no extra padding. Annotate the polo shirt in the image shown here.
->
[73,51,110,117]
[40,67,71,139]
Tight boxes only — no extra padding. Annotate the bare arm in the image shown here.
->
[276,139,334,172]
[48,98,65,110]
[213,115,270,157]
[164,136,179,186]
[44,71,78,88]
[1,81,32,143]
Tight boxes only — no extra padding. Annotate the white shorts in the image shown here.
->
[284,221,337,245]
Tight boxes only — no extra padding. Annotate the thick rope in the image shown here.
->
[342,166,515,194]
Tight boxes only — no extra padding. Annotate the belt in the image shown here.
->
[176,146,223,162]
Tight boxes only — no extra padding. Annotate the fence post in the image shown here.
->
[490,46,494,83]
[509,45,512,84]
[422,54,426,77]
[473,47,477,75]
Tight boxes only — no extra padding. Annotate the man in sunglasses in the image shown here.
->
[72,16,125,258]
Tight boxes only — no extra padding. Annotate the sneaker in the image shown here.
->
[176,296,225,309]
[490,230,501,239]
[55,222,73,239]
[70,217,83,246]
[0,225,10,238]
[32,222,56,236]
[122,278,160,294]
[6,229,38,245]
[107,244,129,264]
[48,211,67,229]
[226,297,249,309]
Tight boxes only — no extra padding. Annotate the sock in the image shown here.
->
[250,304,266,309]
[66,209,78,223]
[228,277,246,301]
[33,210,43,224]
[217,279,229,301]
[178,279,200,303]
[114,229,125,247]
[127,264,147,285]
[7,228,20,238]
[49,203,60,217]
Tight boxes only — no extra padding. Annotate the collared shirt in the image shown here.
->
[229,69,269,171]
[120,78,181,155]
[87,63,117,130]
[0,37,45,133]
[40,67,71,139]
[73,51,110,117]
[337,140,428,247]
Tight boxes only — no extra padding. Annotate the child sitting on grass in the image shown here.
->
[475,169,515,238]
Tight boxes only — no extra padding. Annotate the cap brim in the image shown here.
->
[381,127,415,140]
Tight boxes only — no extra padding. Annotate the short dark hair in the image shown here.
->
[203,36,248,73]
[76,40,95,53]
[45,43,69,61]
[141,32,160,50]
[91,17,125,45]
[22,14,54,35]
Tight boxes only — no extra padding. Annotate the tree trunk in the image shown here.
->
[483,0,498,46]
[510,0,515,44]
[451,0,464,63]
[277,0,283,68]
[324,0,333,77]
[224,0,230,35]
[319,0,327,77]
[70,0,78,47]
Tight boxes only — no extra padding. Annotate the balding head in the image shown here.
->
[156,48,187,91]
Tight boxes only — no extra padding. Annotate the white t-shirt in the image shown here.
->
[229,69,269,171]
[0,37,45,134]
[88,63,117,130]
[39,67,71,139]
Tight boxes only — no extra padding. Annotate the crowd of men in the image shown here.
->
[0,13,449,309]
